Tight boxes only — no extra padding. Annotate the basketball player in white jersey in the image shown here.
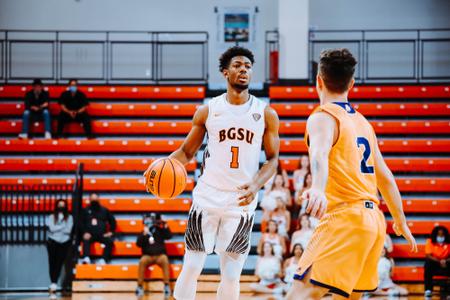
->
[167,46,279,300]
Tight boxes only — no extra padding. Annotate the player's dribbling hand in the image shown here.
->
[237,183,258,206]
[302,188,327,219]
[393,221,418,253]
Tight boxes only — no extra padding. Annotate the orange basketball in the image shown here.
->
[144,157,187,199]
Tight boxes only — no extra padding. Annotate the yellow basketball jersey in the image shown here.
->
[305,102,379,210]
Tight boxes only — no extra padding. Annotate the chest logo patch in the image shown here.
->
[252,113,261,121]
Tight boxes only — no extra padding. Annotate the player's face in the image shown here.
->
[224,56,252,91]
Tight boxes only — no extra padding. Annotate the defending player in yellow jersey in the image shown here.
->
[286,49,418,300]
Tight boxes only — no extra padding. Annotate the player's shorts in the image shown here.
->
[294,200,386,298]
[184,181,256,255]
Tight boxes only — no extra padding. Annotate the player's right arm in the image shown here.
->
[373,142,418,252]
[168,105,208,165]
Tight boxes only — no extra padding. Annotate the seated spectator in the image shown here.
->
[267,197,291,238]
[57,79,93,139]
[135,213,172,297]
[373,247,408,296]
[290,214,314,251]
[46,199,73,295]
[257,220,286,258]
[424,226,449,297]
[293,155,310,197]
[18,79,51,139]
[283,243,304,291]
[80,194,116,265]
[249,242,284,294]
[263,160,290,192]
[260,174,292,213]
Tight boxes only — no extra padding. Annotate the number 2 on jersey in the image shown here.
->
[230,146,239,168]
[356,137,374,174]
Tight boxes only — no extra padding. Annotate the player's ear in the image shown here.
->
[348,78,355,91]
[316,74,324,90]
[222,68,229,79]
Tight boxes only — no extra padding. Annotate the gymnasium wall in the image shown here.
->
[0,0,448,82]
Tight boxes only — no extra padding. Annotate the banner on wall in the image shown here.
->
[217,7,256,44]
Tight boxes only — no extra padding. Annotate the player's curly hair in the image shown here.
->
[319,48,357,93]
[219,46,255,72]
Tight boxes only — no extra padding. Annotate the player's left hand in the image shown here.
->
[302,188,328,219]
[237,183,259,206]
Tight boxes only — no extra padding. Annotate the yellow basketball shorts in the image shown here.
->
[294,201,386,298]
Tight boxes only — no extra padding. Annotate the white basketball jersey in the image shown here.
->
[198,93,267,192]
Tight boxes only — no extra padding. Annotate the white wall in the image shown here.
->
[0,0,278,86]
[278,0,309,80]
[309,0,450,30]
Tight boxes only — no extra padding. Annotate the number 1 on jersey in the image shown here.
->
[230,146,240,169]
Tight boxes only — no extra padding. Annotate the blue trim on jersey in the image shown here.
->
[333,102,355,114]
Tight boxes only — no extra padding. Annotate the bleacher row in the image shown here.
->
[0,84,449,285]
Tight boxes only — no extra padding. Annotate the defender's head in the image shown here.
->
[219,46,255,92]
[317,48,357,100]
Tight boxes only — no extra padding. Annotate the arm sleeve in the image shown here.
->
[47,215,64,232]
[80,92,89,106]
[24,92,31,110]
[62,215,74,235]
[107,209,116,232]
[425,239,433,255]
[162,226,173,240]
[136,234,146,248]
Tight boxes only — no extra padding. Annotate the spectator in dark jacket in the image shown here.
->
[80,194,115,265]
[18,79,52,139]
[57,79,93,138]
[424,226,449,297]
[135,213,172,297]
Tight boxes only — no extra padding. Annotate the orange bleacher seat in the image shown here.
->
[2,119,448,135]
[279,157,450,172]
[386,220,450,235]
[0,177,194,192]
[277,120,450,135]
[1,176,447,193]
[0,139,183,153]
[0,197,191,213]
[271,102,450,117]
[380,198,450,214]
[1,138,448,154]
[0,85,205,99]
[0,157,196,172]
[391,244,426,259]
[85,241,185,257]
[279,138,450,153]
[0,120,193,135]
[75,264,182,280]
[116,219,186,234]
[0,102,199,118]
[392,266,424,282]
[269,85,450,99]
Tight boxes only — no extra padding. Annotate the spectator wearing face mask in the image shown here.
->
[56,79,93,139]
[79,194,116,265]
[46,199,73,295]
[424,226,449,297]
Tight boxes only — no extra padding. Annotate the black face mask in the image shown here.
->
[90,201,101,211]
[56,206,67,213]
